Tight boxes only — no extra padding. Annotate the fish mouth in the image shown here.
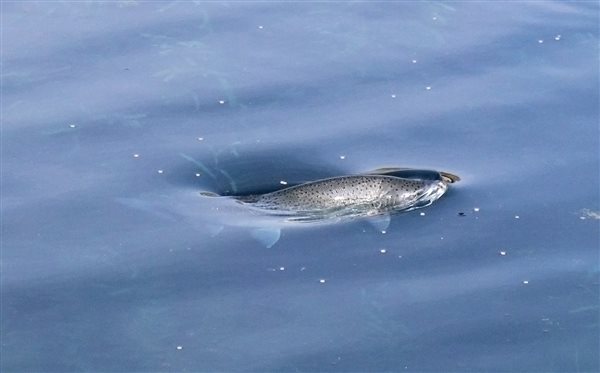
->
[440,171,460,184]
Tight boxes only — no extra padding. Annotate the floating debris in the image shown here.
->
[458,212,466,216]
[580,209,600,220]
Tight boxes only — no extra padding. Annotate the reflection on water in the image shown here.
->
[2,2,598,372]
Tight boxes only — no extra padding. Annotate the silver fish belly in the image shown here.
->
[237,175,449,219]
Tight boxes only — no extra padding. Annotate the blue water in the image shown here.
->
[2,2,599,372]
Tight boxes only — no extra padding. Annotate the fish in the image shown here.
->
[232,169,459,221]
[118,167,459,249]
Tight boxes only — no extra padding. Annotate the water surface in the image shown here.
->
[2,2,599,372]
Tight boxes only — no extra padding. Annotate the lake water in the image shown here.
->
[2,2,599,372]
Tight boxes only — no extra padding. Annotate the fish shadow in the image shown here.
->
[166,145,350,196]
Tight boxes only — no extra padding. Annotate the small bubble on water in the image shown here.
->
[554,34,561,41]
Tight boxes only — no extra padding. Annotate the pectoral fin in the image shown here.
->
[251,228,281,248]
[366,213,391,232]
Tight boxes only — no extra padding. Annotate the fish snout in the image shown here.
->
[440,171,460,184]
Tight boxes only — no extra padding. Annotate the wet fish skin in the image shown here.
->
[238,174,449,218]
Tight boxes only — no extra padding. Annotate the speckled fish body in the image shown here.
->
[237,174,449,220]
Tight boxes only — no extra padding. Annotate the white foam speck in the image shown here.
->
[420,212,426,216]
[391,94,396,98]
[176,346,183,350]
[499,251,507,256]
[554,34,561,41]
[473,207,480,212]
[515,215,520,219]
[197,137,204,141]
[412,59,417,64]
[425,86,432,90]
[579,216,586,220]
[339,155,346,160]
[279,267,285,271]
[538,39,544,44]
[432,16,438,21]
[258,25,264,29]
[380,249,387,254]
[523,280,529,284]
[157,170,164,174]
[218,100,225,104]
[133,154,140,158]
[69,124,76,128]
[319,279,326,284]
[381,230,386,234]
[195,173,201,177]
[280,180,288,185]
